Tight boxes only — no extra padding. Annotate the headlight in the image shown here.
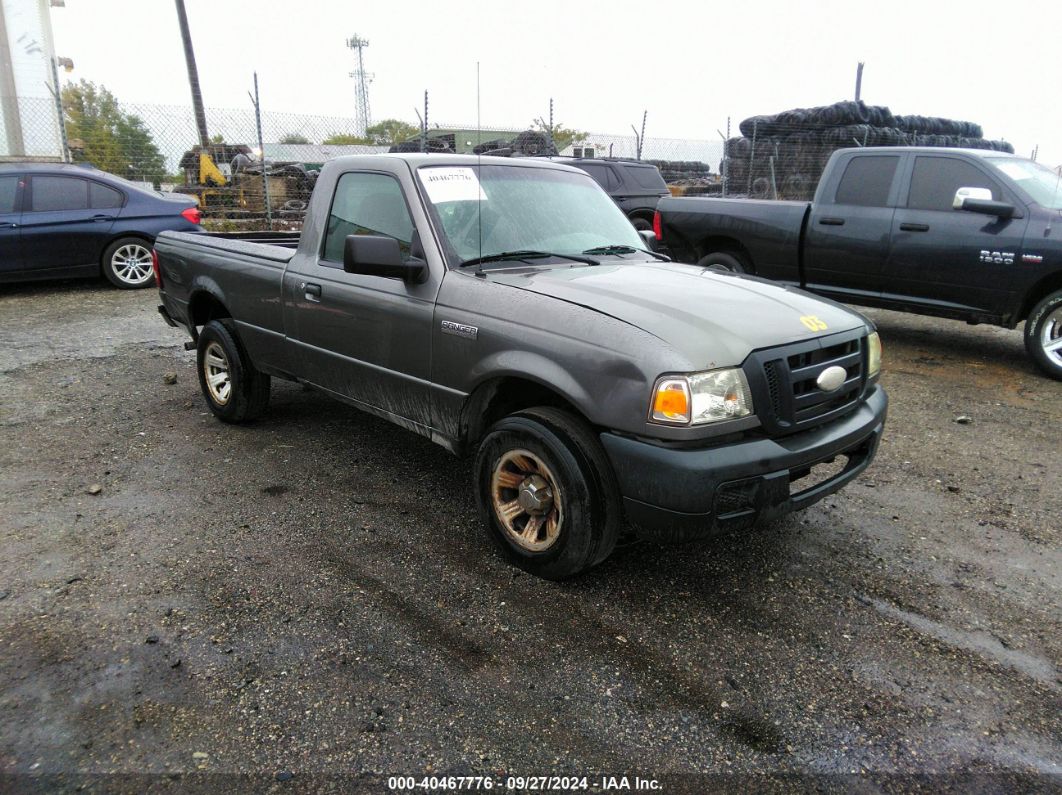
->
[649,367,753,426]
[867,331,882,377]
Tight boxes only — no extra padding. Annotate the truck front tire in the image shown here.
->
[1024,289,1062,380]
[474,407,622,579]
[196,319,271,422]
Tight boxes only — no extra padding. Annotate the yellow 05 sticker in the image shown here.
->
[800,315,828,331]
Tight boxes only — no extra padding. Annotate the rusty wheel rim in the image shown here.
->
[490,449,563,552]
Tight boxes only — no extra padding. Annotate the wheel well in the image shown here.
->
[187,291,232,332]
[460,377,585,452]
[1019,272,1062,322]
[697,236,753,269]
[627,209,654,223]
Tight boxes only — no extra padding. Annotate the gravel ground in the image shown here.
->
[0,280,1059,793]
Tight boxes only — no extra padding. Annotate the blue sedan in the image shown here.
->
[0,162,202,289]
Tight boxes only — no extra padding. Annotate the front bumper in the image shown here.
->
[600,385,887,541]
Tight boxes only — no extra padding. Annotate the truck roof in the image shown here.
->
[323,152,587,173]
[839,146,1020,160]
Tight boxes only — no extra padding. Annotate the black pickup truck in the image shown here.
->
[656,147,1062,379]
[154,154,887,579]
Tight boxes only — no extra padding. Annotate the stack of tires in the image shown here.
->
[721,100,1014,200]
[647,159,713,182]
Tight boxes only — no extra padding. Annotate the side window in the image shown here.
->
[626,165,667,191]
[323,172,414,263]
[30,176,89,212]
[834,155,899,207]
[0,176,18,213]
[578,164,609,189]
[89,182,123,209]
[907,157,1001,211]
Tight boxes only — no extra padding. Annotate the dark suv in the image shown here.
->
[553,158,669,230]
[0,162,201,289]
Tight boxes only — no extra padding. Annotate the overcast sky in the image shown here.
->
[48,0,1061,165]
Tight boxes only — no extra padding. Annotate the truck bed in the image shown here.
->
[657,196,809,283]
[155,230,298,264]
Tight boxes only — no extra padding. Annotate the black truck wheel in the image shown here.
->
[473,407,622,579]
[1024,289,1062,380]
[196,319,271,422]
[697,251,748,274]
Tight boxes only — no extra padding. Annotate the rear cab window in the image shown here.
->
[834,155,900,207]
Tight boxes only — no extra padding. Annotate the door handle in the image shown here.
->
[1,222,15,229]
[900,222,929,232]
[818,217,845,226]
[92,214,114,222]
[302,282,322,302]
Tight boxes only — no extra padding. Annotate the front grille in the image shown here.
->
[744,330,867,436]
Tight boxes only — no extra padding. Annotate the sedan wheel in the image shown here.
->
[110,244,154,286]
[102,237,156,289]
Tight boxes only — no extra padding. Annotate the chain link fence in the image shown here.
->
[3,94,1020,225]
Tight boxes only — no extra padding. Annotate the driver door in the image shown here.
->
[284,170,439,431]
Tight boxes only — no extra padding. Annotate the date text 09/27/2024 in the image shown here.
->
[386,775,662,791]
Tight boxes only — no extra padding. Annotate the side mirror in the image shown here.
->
[343,235,426,282]
[953,187,1016,219]
[638,229,659,250]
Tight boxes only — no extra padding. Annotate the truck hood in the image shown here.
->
[487,261,868,368]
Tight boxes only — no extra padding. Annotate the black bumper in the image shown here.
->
[600,385,887,541]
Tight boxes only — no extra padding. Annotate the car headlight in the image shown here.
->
[867,331,882,377]
[649,367,754,426]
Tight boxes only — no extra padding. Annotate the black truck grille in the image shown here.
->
[745,330,867,436]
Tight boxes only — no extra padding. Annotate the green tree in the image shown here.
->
[62,80,166,185]
[364,119,420,146]
[531,118,588,152]
[322,132,371,145]
[279,132,310,144]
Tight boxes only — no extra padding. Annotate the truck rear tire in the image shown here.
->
[697,252,748,274]
[1024,289,1062,380]
[196,319,271,422]
[473,407,622,579]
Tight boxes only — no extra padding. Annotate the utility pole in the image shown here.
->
[0,2,26,156]
[854,61,864,102]
[175,0,209,148]
[346,35,373,136]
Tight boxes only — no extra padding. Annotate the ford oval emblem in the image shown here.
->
[816,365,847,393]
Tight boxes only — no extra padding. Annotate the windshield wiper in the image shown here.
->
[460,250,600,268]
[582,244,670,262]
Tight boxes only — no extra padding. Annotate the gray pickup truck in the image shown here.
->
[155,154,888,579]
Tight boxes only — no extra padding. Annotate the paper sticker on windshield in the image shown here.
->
[420,167,486,203]
[993,162,1027,181]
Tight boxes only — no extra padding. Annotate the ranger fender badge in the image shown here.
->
[441,320,478,340]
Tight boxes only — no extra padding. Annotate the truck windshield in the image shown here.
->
[417,164,647,265]
[985,157,1062,209]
